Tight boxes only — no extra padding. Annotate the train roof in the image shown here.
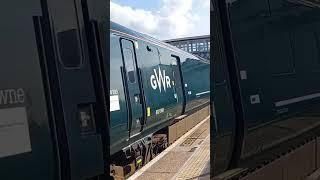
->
[110,21,209,64]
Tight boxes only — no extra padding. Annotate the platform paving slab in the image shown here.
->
[128,116,210,180]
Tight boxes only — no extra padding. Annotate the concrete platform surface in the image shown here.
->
[128,116,210,180]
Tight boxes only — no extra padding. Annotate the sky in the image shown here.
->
[110,0,210,40]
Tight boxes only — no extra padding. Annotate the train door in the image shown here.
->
[35,0,107,179]
[120,39,144,138]
[0,1,58,180]
[211,0,243,175]
[171,55,186,114]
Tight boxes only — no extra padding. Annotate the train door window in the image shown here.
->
[57,29,83,68]
[123,47,136,83]
[50,0,84,69]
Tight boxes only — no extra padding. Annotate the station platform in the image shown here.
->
[128,116,210,180]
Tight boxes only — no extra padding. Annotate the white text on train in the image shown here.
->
[150,67,171,92]
[0,88,25,105]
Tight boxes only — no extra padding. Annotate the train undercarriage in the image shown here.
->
[110,106,210,179]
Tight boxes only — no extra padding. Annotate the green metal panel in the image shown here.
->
[0,1,57,179]
[0,1,108,179]
[110,33,129,155]
[181,56,210,112]
[120,38,144,137]
[42,0,107,179]
[110,22,210,157]
[217,0,320,170]
[136,42,182,129]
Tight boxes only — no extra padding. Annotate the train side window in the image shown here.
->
[123,48,136,83]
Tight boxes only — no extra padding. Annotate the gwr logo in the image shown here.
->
[0,89,25,105]
[150,67,171,92]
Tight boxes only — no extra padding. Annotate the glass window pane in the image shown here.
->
[123,48,136,83]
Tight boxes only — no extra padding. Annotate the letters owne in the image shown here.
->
[150,67,172,92]
[0,89,25,105]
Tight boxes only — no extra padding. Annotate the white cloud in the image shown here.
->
[110,0,209,40]
[200,0,211,9]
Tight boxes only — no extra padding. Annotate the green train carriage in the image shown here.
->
[110,22,210,176]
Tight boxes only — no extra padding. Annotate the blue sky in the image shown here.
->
[110,0,210,40]
[112,0,162,12]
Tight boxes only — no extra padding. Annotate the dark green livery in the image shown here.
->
[211,0,320,175]
[110,22,210,158]
[0,1,108,179]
